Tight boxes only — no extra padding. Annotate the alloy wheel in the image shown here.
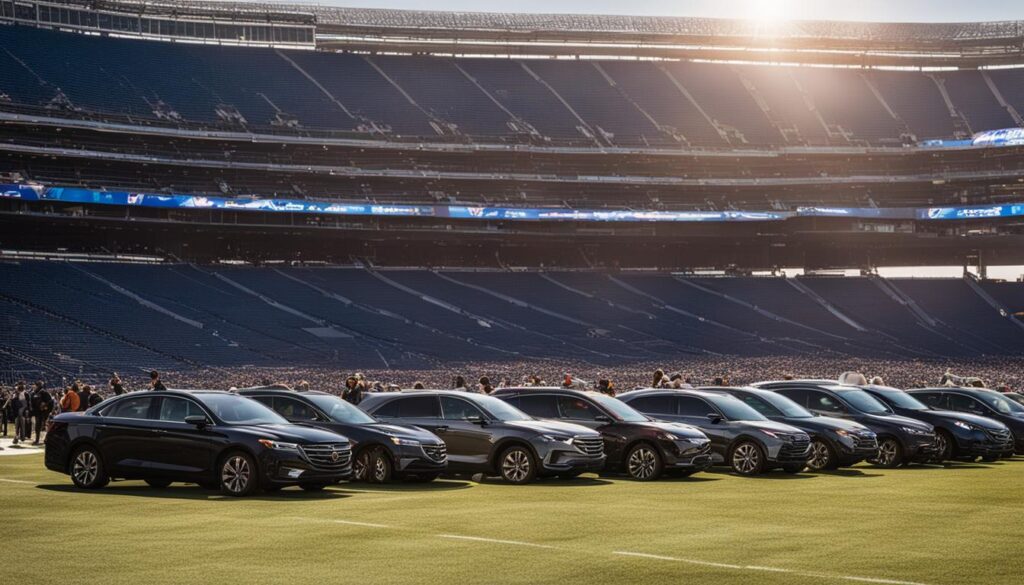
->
[72,450,99,486]
[373,457,388,482]
[222,455,251,494]
[874,439,898,466]
[353,452,369,481]
[807,440,831,471]
[502,449,531,483]
[934,433,950,460]
[732,443,761,475]
[627,447,657,480]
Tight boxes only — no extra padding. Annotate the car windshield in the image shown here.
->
[874,388,928,411]
[707,395,768,421]
[305,394,376,424]
[756,392,814,418]
[835,389,891,415]
[978,391,1024,415]
[589,393,649,422]
[474,395,533,422]
[196,393,288,425]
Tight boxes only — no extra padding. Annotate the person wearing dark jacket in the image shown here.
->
[149,371,167,391]
[11,383,30,444]
[1,389,10,437]
[30,382,54,445]
[109,373,125,396]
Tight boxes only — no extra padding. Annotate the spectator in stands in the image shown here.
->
[839,372,869,386]
[59,386,80,415]
[343,375,365,405]
[869,376,885,386]
[29,381,53,445]
[150,371,167,391]
[412,382,425,390]
[297,380,310,392]
[478,376,494,395]
[79,386,93,412]
[109,373,125,396]
[652,369,666,389]
[453,375,468,391]
[712,377,726,386]
[668,373,691,389]
[597,379,615,397]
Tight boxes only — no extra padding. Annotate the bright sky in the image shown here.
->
[288,1,1024,23]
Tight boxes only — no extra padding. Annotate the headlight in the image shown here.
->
[540,434,572,443]
[656,431,680,441]
[258,439,299,451]
[953,420,973,431]
[900,426,931,436]
[390,437,420,447]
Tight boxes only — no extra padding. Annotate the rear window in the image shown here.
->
[515,394,560,418]
[397,396,441,418]
[626,395,676,415]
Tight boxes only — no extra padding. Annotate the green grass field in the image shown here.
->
[3,453,1022,585]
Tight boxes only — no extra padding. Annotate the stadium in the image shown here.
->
[1,2,1023,584]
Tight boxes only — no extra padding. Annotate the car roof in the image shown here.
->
[620,388,732,400]
[492,386,596,397]
[909,387,996,394]
[236,388,331,396]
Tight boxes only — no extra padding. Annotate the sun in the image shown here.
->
[748,0,793,25]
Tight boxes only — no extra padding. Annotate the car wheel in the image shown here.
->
[729,441,766,476]
[981,455,1000,463]
[625,443,663,481]
[220,452,259,497]
[870,438,903,468]
[352,449,371,482]
[145,479,172,489]
[70,445,109,490]
[367,447,393,484]
[806,439,836,471]
[933,430,954,462]
[499,445,537,484]
[300,483,328,492]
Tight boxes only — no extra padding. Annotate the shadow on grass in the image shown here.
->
[814,468,884,478]
[703,468,814,480]
[478,475,614,488]
[37,483,351,502]
[334,479,472,493]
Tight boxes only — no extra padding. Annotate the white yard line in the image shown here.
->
[0,478,35,484]
[289,516,391,529]
[613,551,931,585]
[436,534,559,549]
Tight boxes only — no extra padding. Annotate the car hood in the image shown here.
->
[368,423,444,445]
[505,419,600,438]
[740,419,808,435]
[863,413,933,432]
[248,423,351,445]
[923,409,1008,430]
[639,420,709,440]
[787,416,872,434]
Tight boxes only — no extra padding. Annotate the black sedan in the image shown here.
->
[702,386,878,471]
[239,388,447,483]
[909,387,1024,455]
[45,390,353,496]
[754,381,938,468]
[493,387,712,480]
[860,385,1012,461]
[359,390,606,484]
[618,389,811,475]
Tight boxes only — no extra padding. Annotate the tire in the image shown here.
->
[300,483,328,492]
[981,455,1000,463]
[806,439,837,471]
[219,451,259,497]
[870,437,904,468]
[782,463,805,474]
[498,444,537,484]
[729,440,766,476]
[933,430,954,462]
[70,445,109,490]
[353,446,392,483]
[145,479,172,489]
[625,443,664,481]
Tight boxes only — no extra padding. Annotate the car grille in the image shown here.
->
[422,443,447,462]
[853,435,879,450]
[778,436,811,460]
[572,436,605,457]
[985,428,1011,444]
[299,443,352,470]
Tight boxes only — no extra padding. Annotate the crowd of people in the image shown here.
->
[4,358,1020,433]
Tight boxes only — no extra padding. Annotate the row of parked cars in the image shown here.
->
[44,380,1024,496]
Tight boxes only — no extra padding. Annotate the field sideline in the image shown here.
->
[3,453,1022,585]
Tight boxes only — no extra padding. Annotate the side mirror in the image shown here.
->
[595,414,614,423]
[184,415,209,429]
[466,415,487,426]
[706,413,723,424]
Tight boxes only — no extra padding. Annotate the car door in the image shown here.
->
[438,396,494,469]
[676,396,729,460]
[149,396,217,480]
[93,395,160,477]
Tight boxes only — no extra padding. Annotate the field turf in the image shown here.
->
[3,453,1022,585]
